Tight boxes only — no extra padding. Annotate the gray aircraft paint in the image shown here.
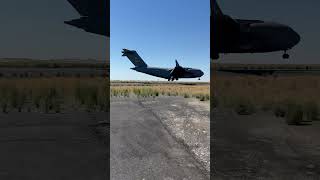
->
[123,50,147,68]
[211,0,300,59]
[132,67,171,79]
[122,49,204,81]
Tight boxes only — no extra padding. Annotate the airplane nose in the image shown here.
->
[291,29,301,46]
[199,70,204,77]
[294,31,301,45]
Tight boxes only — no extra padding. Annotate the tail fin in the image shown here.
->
[122,49,148,67]
[211,0,223,17]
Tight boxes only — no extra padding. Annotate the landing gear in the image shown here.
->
[198,78,201,80]
[168,77,177,81]
[282,51,290,59]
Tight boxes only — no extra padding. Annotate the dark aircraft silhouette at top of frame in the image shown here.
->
[211,0,301,60]
[122,49,204,81]
[65,0,109,37]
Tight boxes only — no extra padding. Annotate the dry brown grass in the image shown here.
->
[213,74,320,121]
[111,82,210,101]
[214,75,319,106]
[0,77,109,113]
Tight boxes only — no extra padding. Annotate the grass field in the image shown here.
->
[0,77,109,113]
[0,58,107,68]
[111,81,210,101]
[213,74,320,124]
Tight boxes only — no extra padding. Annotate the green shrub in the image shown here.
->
[211,97,219,108]
[184,93,190,98]
[285,103,303,125]
[274,104,287,118]
[234,98,256,115]
[303,101,319,121]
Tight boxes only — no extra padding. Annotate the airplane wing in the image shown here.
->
[170,60,186,78]
[67,0,89,16]
[67,0,107,16]
[65,0,109,36]
[236,19,264,25]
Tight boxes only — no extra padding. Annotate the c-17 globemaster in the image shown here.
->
[211,0,301,60]
[122,49,204,81]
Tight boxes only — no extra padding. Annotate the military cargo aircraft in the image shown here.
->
[65,0,109,36]
[122,49,204,81]
[211,0,300,59]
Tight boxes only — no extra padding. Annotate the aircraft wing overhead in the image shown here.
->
[67,0,89,16]
[170,62,186,78]
[236,19,264,25]
[67,0,108,16]
[65,0,109,36]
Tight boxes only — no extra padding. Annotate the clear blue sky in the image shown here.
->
[110,0,210,81]
[217,0,320,64]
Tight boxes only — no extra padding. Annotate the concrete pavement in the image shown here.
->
[111,97,208,180]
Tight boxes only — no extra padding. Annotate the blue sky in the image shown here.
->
[110,0,210,81]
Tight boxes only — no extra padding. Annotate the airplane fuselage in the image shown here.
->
[211,0,301,59]
[132,67,203,80]
[215,17,300,54]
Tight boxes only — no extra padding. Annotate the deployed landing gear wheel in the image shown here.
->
[283,54,289,59]
[198,78,201,80]
[282,51,290,59]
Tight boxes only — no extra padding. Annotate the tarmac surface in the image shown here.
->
[110,97,209,180]
[0,112,109,180]
[213,108,320,180]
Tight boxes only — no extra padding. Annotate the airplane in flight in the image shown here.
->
[122,49,204,81]
[65,0,109,37]
[211,0,301,60]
